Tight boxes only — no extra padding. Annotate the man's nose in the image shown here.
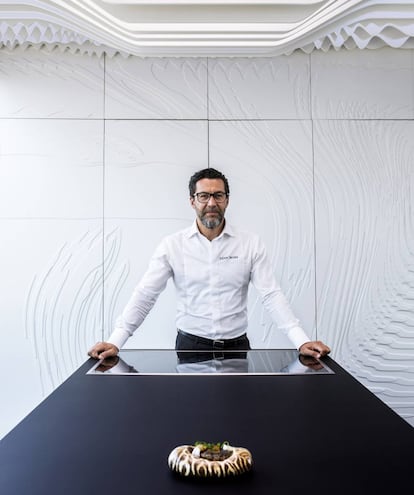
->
[207,194,218,205]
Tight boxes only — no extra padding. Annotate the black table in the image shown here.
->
[0,352,413,494]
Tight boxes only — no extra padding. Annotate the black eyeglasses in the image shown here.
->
[193,192,228,204]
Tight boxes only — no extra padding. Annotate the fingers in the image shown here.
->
[88,343,104,359]
[88,342,119,360]
[299,341,331,359]
[99,347,119,360]
[313,341,330,356]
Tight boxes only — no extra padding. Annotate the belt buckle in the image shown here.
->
[213,339,225,349]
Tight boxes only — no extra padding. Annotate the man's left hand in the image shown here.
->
[299,341,331,359]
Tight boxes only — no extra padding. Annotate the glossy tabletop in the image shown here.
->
[87,349,335,375]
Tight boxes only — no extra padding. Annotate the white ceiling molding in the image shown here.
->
[0,1,413,57]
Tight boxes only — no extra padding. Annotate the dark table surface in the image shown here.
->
[1,354,413,495]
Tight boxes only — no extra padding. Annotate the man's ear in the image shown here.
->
[189,196,195,208]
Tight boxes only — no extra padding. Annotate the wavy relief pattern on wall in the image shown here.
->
[105,57,207,119]
[0,47,104,119]
[24,227,129,396]
[208,56,311,119]
[314,120,414,424]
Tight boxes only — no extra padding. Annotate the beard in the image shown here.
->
[199,208,224,229]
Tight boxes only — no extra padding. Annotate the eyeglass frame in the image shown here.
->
[192,191,229,204]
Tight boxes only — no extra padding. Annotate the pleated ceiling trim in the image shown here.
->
[1,1,413,57]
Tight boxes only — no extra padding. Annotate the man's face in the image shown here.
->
[190,178,229,229]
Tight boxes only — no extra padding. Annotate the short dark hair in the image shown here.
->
[188,168,230,197]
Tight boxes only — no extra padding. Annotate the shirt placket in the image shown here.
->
[210,237,221,339]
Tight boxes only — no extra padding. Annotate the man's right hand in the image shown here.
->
[88,342,119,360]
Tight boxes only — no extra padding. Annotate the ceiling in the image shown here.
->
[1,1,413,57]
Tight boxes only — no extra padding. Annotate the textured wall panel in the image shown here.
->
[209,120,315,348]
[104,119,207,347]
[209,54,311,119]
[314,119,414,425]
[0,119,103,219]
[311,47,414,119]
[0,47,104,119]
[0,220,102,439]
[105,56,207,119]
[104,119,208,218]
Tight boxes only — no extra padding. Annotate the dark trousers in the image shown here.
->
[175,330,250,364]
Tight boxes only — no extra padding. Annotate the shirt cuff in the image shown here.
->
[107,328,130,350]
[286,326,311,350]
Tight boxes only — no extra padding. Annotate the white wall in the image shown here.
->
[0,46,413,439]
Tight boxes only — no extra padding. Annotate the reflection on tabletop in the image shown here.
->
[88,349,333,375]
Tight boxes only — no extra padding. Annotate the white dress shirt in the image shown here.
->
[108,221,310,350]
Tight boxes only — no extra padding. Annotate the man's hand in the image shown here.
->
[88,342,119,360]
[299,341,331,359]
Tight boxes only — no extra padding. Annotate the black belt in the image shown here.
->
[177,329,247,349]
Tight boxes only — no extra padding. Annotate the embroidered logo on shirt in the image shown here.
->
[219,256,239,260]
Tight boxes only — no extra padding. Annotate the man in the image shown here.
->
[89,168,330,360]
